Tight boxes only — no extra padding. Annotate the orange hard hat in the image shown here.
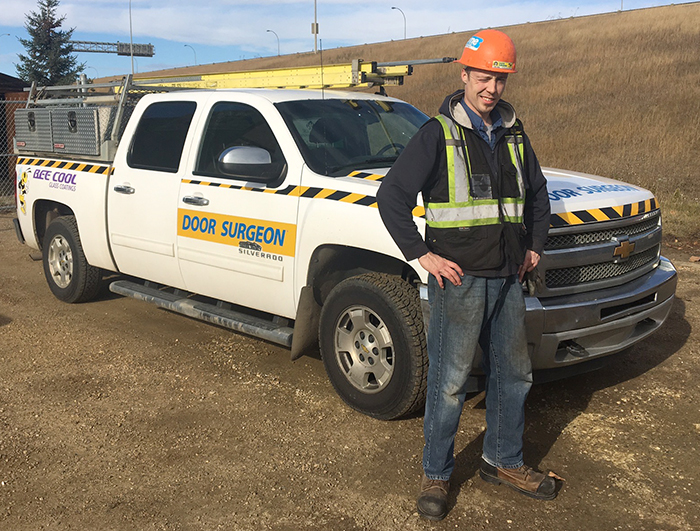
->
[455,29,517,73]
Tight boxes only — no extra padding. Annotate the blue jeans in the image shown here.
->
[422,274,533,481]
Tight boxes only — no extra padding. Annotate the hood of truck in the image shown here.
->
[344,167,655,215]
[541,167,654,215]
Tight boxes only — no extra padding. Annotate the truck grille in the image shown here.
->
[545,245,660,288]
[544,214,659,251]
[539,209,662,294]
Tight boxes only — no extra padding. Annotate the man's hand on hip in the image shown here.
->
[418,252,464,289]
[518,250,541,282]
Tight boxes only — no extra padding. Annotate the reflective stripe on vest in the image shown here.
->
[425,114,526,228]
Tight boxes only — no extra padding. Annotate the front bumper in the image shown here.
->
[418,256,677,387]
[526,256,676,370]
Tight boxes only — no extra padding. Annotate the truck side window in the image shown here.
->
[194,102,286,179]
[128,101,197,173]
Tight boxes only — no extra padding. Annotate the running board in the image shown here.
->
[109,280,294,347]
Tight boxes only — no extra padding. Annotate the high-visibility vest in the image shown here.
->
[425,114,526,229]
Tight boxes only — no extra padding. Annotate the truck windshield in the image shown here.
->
[275,99,428,176]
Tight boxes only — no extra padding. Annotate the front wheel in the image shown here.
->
[319,273,427,420]
[42,216,102,303]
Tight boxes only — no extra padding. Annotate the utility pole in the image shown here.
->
[312,0,319,53]
[128,0,134,75]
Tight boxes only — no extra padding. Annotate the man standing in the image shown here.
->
[376,29,555,521]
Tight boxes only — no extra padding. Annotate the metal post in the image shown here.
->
[266,30,280,56]
[313,0,318,54]
[184,44,197,65]
[128,0,134,75]
[391,7,406,40]
[111,75,133,142]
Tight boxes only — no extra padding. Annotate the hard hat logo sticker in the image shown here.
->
[466,36,483,51]
[492,61,514,70]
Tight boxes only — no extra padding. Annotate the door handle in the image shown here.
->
[182,195,210,206]
[113,184,135,195]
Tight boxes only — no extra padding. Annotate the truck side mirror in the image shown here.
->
[217,146,287,184]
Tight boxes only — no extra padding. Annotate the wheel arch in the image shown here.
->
[33,200,75,250]
[306,244,420,306]
[290,244,420,361]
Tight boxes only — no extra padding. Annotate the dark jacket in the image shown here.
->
[376,90,551,278]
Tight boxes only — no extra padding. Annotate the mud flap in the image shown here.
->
[291,285,321,360]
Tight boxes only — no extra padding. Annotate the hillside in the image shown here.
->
[136,3,700,247]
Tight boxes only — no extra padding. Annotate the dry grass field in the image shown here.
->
[144,3,700,250]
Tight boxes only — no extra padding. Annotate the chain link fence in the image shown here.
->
[1,96,28,212]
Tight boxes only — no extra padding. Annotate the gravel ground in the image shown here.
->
[0,211,699,531]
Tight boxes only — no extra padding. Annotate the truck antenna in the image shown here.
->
[320,40,325,99]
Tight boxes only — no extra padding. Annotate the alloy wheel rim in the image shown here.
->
[333,305,395,393]
[47,235,73,289]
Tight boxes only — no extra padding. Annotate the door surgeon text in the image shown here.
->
[177,209,297,257]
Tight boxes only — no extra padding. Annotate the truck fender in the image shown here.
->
[33,200,75,249]
[291,244,421,360]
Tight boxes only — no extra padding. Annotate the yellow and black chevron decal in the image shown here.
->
[550,197,658,227]
[348,171,657,226]
[348,171,385,182]
[182,178,426,218]
[16,157,112,175]
[182,179,378,206]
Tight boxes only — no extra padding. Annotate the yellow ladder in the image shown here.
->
[132,59,412,90]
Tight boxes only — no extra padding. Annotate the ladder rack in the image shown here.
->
[15,57,456,161]
[23,57,457,98]
[130,57,456,90]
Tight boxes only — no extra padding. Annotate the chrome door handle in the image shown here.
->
[113,184,135,195]
[182,195,210,206]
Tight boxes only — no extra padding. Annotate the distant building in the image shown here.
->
[0,72,28,97]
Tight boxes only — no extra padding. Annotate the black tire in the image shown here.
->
[319,272,427,420]
[42,216,102,303]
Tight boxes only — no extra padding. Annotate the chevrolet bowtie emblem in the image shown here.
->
[613,238,636,261]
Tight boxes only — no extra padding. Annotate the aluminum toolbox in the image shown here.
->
[15,107,101,157]
[51,108,100,156]
[14,108,53,153]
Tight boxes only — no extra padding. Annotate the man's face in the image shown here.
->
[461,68,508,122]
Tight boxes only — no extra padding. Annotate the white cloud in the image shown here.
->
[18,1,616,47]
[2,0,693,76]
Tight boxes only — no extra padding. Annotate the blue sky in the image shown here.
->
[0,0,694,80]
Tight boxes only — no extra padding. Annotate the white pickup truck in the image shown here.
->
[13,81,677,419]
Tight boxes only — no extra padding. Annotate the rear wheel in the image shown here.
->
[319,273,427,420]
[42,216,102,303]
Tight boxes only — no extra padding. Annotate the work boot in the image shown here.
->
[416,474,449,521]
[479,459,560,500]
